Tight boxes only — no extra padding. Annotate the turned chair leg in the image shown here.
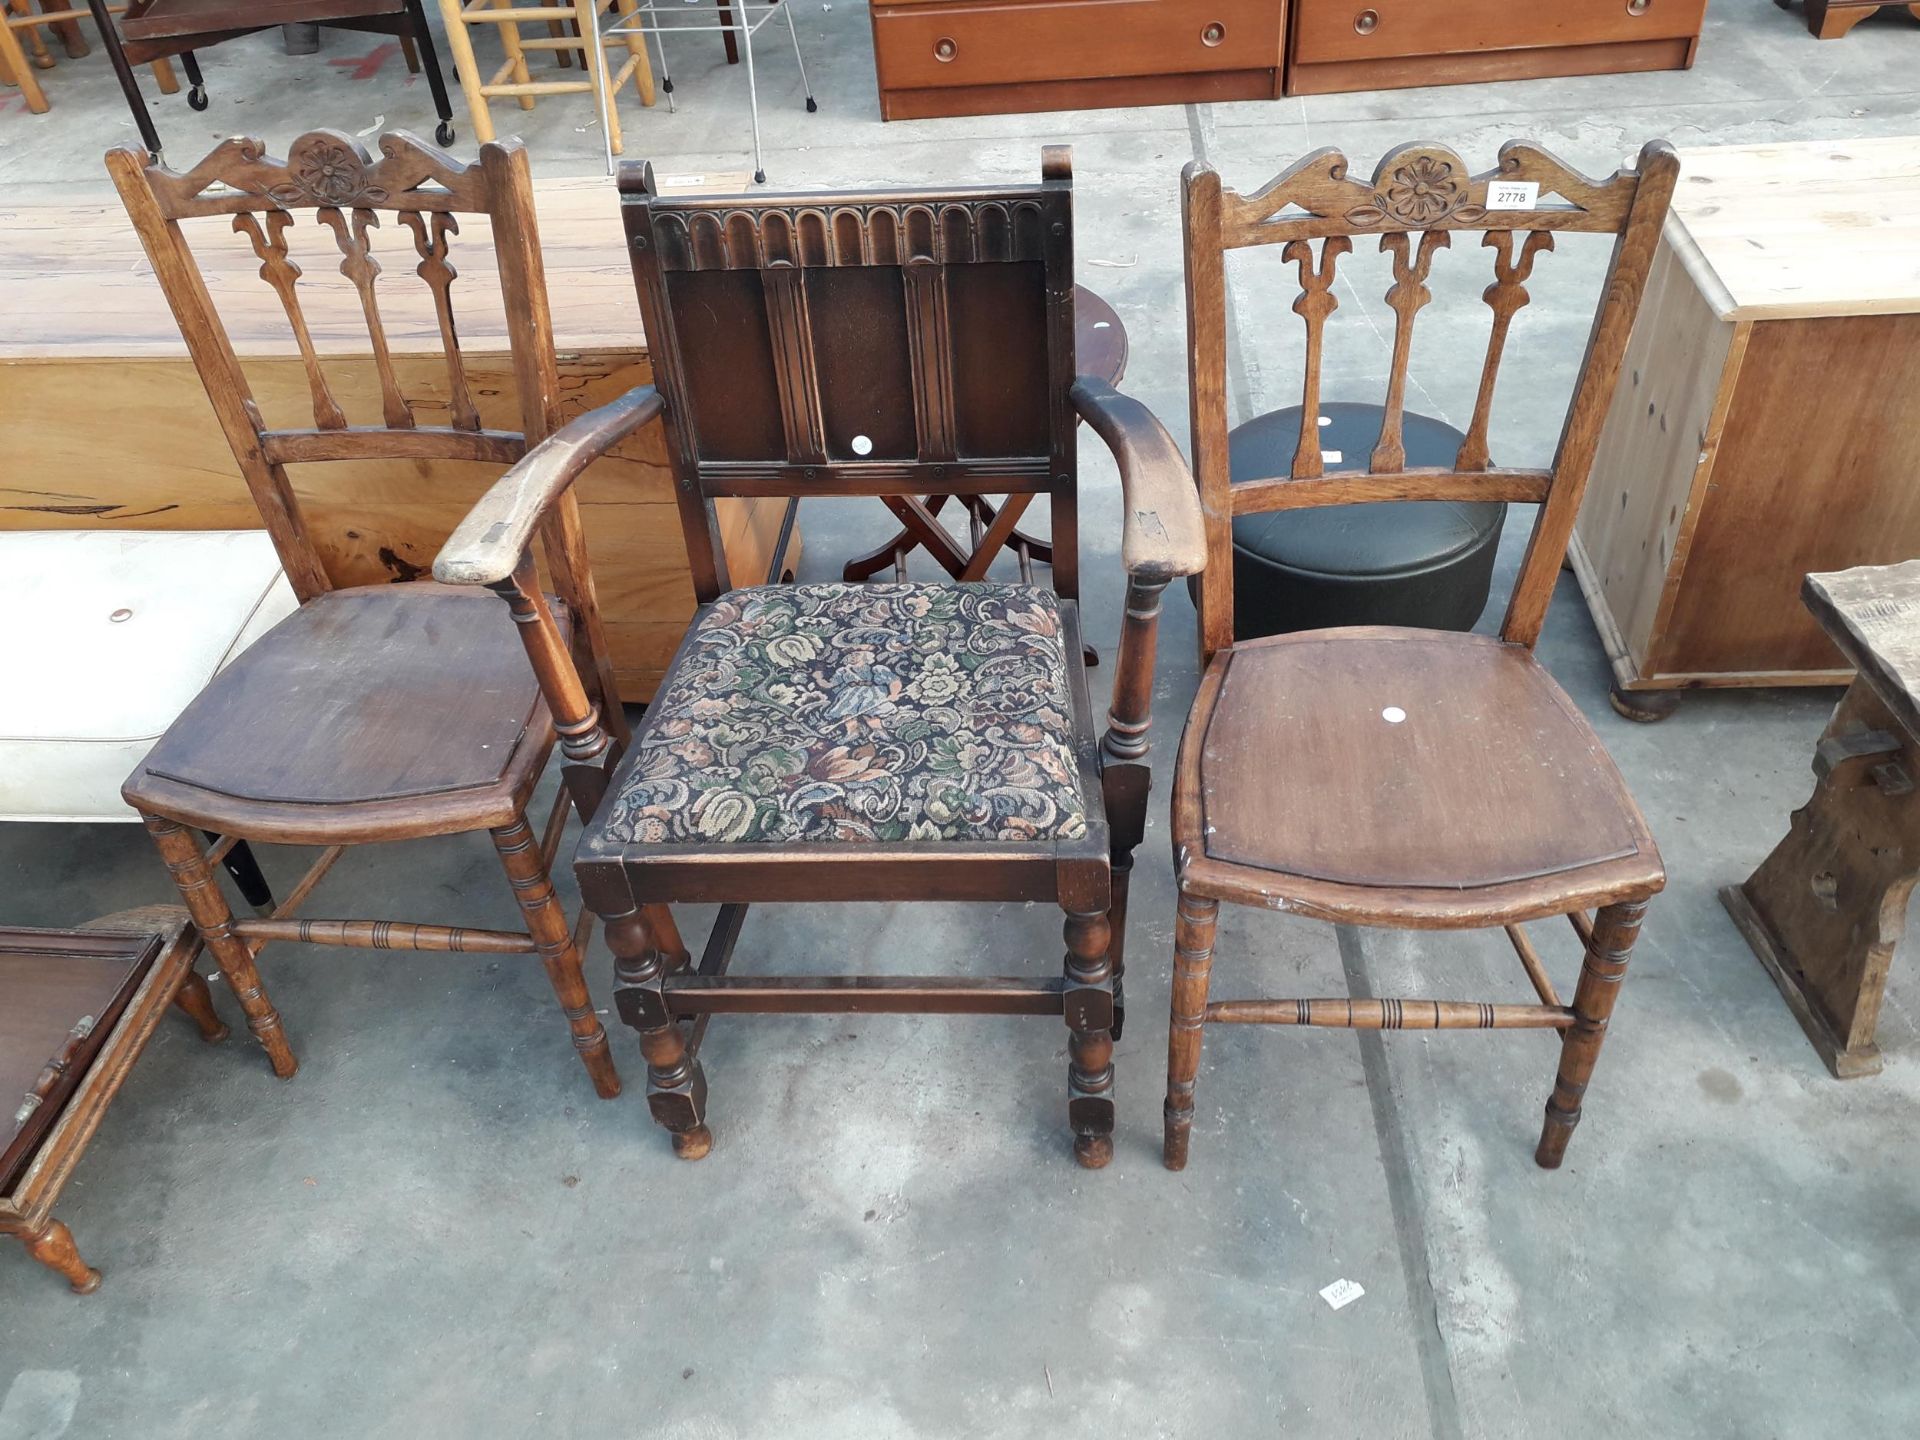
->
[1162,891,1219,1171]
[607,904,709,1158]
[490,810,621,1100]
[21,1218,101,1294]
[1537,898,1649,1169]
[142,815,297,1078]
[172,967,230,1042]
[1064,905,1116,1169]
[1106,857,1133,1041]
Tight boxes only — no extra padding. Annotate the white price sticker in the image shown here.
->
[1486,180,1540,211]
[1319,1278,1365,1311]
[1321,449,1343,464]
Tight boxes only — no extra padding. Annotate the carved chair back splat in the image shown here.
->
[110,131,638,1102]
[1164,140,1677,1178]
[1183,139,1678,662]
[430,151,1206,1167]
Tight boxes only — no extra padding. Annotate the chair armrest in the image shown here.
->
[433,385,666,586]
[1070,377,1208,583]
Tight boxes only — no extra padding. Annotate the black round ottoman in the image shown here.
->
[1226,401,1506,640]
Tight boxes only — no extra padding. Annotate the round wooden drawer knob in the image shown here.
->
[1201,21,1226,45]
[1354,9,1379,34]
[934,37,957,61]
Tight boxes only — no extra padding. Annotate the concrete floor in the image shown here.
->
[5,4,1920,1437]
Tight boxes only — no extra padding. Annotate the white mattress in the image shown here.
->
[0,530,300,822]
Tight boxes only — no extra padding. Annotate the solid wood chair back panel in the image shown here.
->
[624,154,1078,603]
[948,261,1051,459]
[667,270,790,462]
[1183,138,1679,658]
[807,267,918,462]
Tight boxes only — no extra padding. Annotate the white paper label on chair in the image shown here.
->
[1319,1278,1365,1310]
[1486,181,1540,211]
[1321,450,1342,464]
[851,434,874,456]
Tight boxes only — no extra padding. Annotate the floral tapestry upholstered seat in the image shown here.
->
[600,582,1089,846]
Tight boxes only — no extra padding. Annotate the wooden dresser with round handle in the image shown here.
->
[1287,0,1707,94]
[869,0,1707,118]
[869,0,1286,120]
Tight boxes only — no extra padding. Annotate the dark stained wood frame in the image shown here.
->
[3,909,228,1294]
[435,150,1208,1167]
[1165,139,1678,1174]
[108,131,631,1102]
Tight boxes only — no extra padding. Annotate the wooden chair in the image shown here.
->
[0,1,176,114]
[89,1,457,161]
[106,129,632,1101]
[433,150,1208,1165]
[437,0,654,170]
[1164,140,1679,1173]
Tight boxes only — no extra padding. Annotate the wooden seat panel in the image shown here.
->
[130,584,552,819]
[1195,628,1654,894]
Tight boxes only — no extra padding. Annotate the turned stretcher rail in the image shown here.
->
[1203,998,1576,1029]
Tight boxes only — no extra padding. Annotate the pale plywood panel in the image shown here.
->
[1574,237,1739,670]
[1666,136,1920,321]
[1,352,675,518]
[0,171,747,360]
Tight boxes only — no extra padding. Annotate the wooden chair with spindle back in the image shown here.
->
[106,129,634,1101]
[1164,139,1679,1173]
[434,149,1208,1166]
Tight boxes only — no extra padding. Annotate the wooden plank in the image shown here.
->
[1665,137,1920,321]
[1574,237,1741,674]
[1805,559,1920,743]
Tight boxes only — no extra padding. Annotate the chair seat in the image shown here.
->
[0,531,298,824]
[594,583,1090,847]
[1175,627,1664,926]
[124,583,556,843]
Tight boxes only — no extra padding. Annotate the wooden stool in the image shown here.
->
[1724,560,1920,1078]
[1797,0,1920,39]
[2,909,226,1294]
[0,1,176,114]
[438,0,654,164]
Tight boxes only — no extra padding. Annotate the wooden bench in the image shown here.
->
[1723,560,1920,1077]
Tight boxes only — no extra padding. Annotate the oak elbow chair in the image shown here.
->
[435,150,1208,1166]
[107,130,632,1100]
[1165,139,1679,1173]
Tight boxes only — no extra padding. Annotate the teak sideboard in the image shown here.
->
[1,172,790,700]
[1571,137,1920,717]
[867,0,1703,120]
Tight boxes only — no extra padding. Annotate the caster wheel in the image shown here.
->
[753,169,766,185]
[436,120,456,146]
[805,96,818,113]
[1608,684,1681,723]
[188,85,208,111]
